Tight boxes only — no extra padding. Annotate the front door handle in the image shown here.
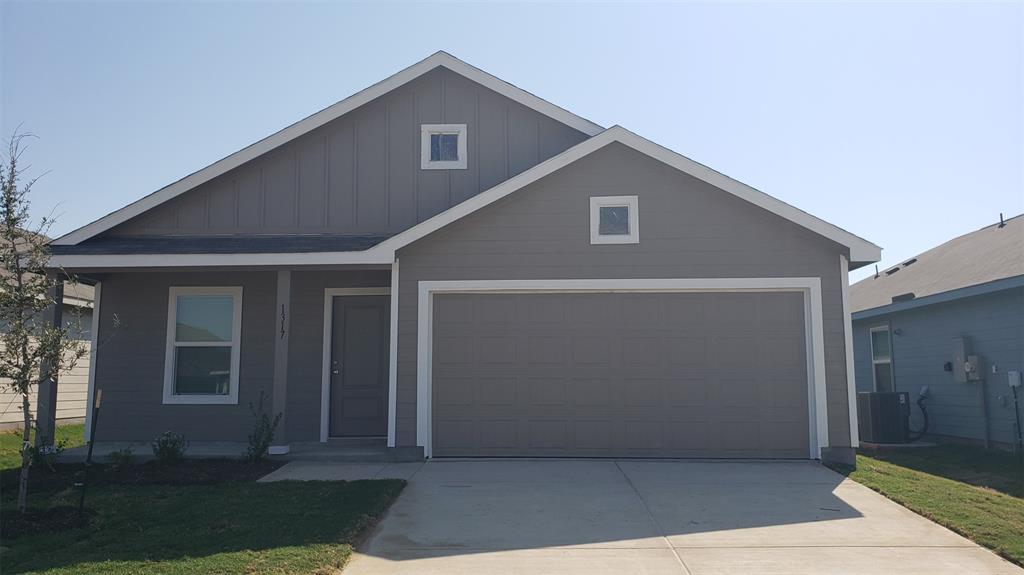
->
[332,360,341,375]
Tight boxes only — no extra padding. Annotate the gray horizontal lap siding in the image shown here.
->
[106,67,588,238]
[853,287,1024,446]
[93,269,390,443]
[395,143,854,450]
[93,272,276,442]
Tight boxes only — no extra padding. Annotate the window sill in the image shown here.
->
[162,394,238,405]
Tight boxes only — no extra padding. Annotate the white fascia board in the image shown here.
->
[53,51,603,246]
[49,249,394,269]
[378,126,882,263]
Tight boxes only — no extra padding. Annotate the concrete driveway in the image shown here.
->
[274,459,1021,575]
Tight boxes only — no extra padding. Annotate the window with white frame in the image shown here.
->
[870,325,893,392]
[590,195,639,244]
[421,124,467,169]
[163,287,243,404]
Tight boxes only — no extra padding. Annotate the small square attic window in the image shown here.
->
[590,195,639,244]
[421,124,467,169]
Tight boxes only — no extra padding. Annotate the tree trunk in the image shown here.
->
[18,390,32,513]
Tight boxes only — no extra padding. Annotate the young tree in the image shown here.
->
[0,132,87,513]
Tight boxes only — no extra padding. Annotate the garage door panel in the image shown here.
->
[574,420,613,449]
[432,292,810,458]
[478,419,518,448]
[571,336,612,364]
[435,377,475,407]
[566,295,617,326]
[528,420,569,449]
[667,337,708,368]
[435,335,475,365]
[621,378,662,407]
[621,336,664,368]
[665,377,711,407]
[435,419,476,449]
[570,378,613,407]
[477,377,517,406]
[527,377,569,406]
[476,336,518,364]
[527,336,568,365]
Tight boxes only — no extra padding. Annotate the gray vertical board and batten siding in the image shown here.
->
[395,143,855,450]
[853,287,1024,446]
[93,269,388,442]
[107,67,589,238]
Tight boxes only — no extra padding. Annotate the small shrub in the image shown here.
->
[107,447,135,468]
[151,431,188,464]
[27,438,67,470]
[245,391,282,463]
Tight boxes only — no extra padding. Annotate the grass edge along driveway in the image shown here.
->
[830,450,1024,567]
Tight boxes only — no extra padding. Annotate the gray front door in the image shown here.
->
[329,295,389,437]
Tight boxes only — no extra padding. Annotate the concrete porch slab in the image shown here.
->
[257,461,424,482]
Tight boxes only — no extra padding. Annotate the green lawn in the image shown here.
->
[0,424,405,574]
[832,445,1024,566]
[2,477,404,574]
[0,423,86,470]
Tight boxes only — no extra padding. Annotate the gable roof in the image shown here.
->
[376,126,881,265]
[49,125,882,269]
[851,214,1024,314]
[52,51,603,247]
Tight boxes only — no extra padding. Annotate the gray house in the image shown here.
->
[851,215,1023,448]
[46,52,881,464]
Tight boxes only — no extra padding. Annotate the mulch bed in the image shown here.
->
[0,458,286,492]
[1,459,287,539]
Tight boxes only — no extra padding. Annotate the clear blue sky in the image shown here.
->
[2,2,1021,281]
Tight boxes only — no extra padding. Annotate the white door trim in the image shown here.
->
[320,286,391,443]
[416,277,829,459]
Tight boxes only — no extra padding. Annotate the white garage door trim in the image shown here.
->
[416,278,829,459]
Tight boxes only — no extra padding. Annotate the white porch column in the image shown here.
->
[269,270,291,455]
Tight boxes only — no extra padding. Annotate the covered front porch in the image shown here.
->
[45,262,408,458]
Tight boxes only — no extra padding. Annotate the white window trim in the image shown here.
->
[163,286,243,405]
[320,286,392,442]
[416,277,828,460]
[421,124,468,170]
[869,324,893,392]
[590,195,639,244]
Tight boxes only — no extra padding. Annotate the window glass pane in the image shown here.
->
[430,133,459,161]
[874,362,893,392]
[599,206,630,235]
[871,329,890,361]
[176,295,234,342]
[174,346,231,395]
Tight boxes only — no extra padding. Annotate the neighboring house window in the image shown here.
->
[421,124,467,169]
[590,195,639,244]
[870,325,894,392]
[163,287,243,405]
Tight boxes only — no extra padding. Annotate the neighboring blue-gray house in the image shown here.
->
[850,215,1024,448]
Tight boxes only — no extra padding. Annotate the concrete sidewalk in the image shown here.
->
[305,459,1024,575]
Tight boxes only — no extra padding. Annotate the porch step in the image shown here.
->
[280,443,423,463]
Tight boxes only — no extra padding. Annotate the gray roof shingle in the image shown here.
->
[850,214,1024,313]
[49,234,392,255]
